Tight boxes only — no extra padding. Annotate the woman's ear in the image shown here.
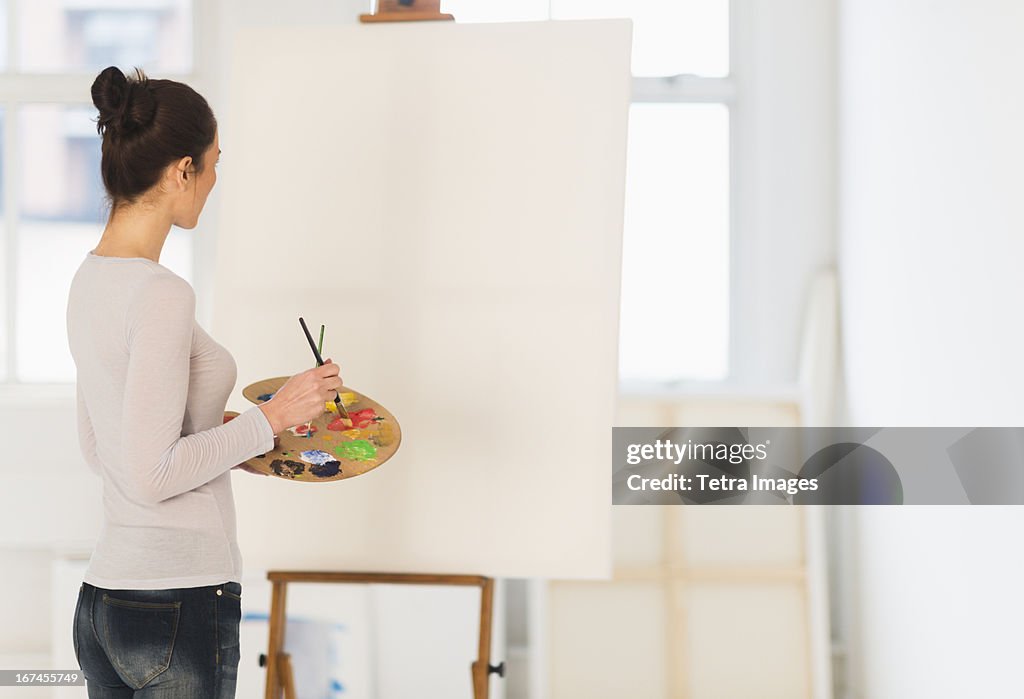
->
[169,155,193,191]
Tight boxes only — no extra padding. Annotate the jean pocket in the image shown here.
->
[98,593,181,689]
[219,581,241,601]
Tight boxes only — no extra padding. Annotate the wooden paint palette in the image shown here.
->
[227,377,401,483]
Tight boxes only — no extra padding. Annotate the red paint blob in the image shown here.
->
[294,424,318,435]
[328,408,379,431]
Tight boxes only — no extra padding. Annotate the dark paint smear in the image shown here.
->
[310,460,342,478]
[269,459,306,477]
[256,454,266,459]
[258,392,275,401]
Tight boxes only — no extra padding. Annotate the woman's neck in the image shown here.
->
[95,204,174,263]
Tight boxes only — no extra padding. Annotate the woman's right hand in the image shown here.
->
[258,359,342,434]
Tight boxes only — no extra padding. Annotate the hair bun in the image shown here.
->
[91,66,157,137]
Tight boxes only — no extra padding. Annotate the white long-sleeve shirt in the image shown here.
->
[66,249,275,589]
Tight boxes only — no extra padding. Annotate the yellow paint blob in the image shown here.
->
[370,422,396,448]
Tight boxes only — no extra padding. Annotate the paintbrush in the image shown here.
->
[302,325,327,438]
[298,316,350,420]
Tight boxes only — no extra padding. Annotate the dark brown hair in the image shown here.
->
[90,66,217,210]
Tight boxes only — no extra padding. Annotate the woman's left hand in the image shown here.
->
[232,462,268,476]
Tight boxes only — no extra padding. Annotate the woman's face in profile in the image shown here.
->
[177,130,220,229]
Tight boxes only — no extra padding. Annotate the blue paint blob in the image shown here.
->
[257,392,275,401]
[299,449,335,466]
[310,460,342,478]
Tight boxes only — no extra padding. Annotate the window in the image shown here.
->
[0,0,197,383]
[551,0,728,77]
[442,0,733,384]
[18,0,192,74]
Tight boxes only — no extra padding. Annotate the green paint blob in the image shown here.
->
[334,440,378,461]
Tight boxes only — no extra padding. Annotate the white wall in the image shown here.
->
[839,0,1024,426]
[839,1,1024,696]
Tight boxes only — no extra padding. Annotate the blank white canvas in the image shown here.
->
[213,19,631,578]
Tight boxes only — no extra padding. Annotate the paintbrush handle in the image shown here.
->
[299,316,350,418]
[299,316,326,364]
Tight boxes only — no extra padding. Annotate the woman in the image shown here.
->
[67,65,341,698]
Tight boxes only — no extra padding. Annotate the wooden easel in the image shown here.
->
[360,0,454,23]
[261,571,504,699]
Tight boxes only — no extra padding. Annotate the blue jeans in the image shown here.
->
[73,580,242,698]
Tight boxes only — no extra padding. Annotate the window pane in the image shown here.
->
[18,0,193,73]
[441,0,548,23]
[551,0,729,77]
[15,104,192,382]
[618,103,729,383]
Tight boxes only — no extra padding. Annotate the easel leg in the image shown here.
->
[470,578,494,699]
[265,581,289,699]
[279,653,297,699]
